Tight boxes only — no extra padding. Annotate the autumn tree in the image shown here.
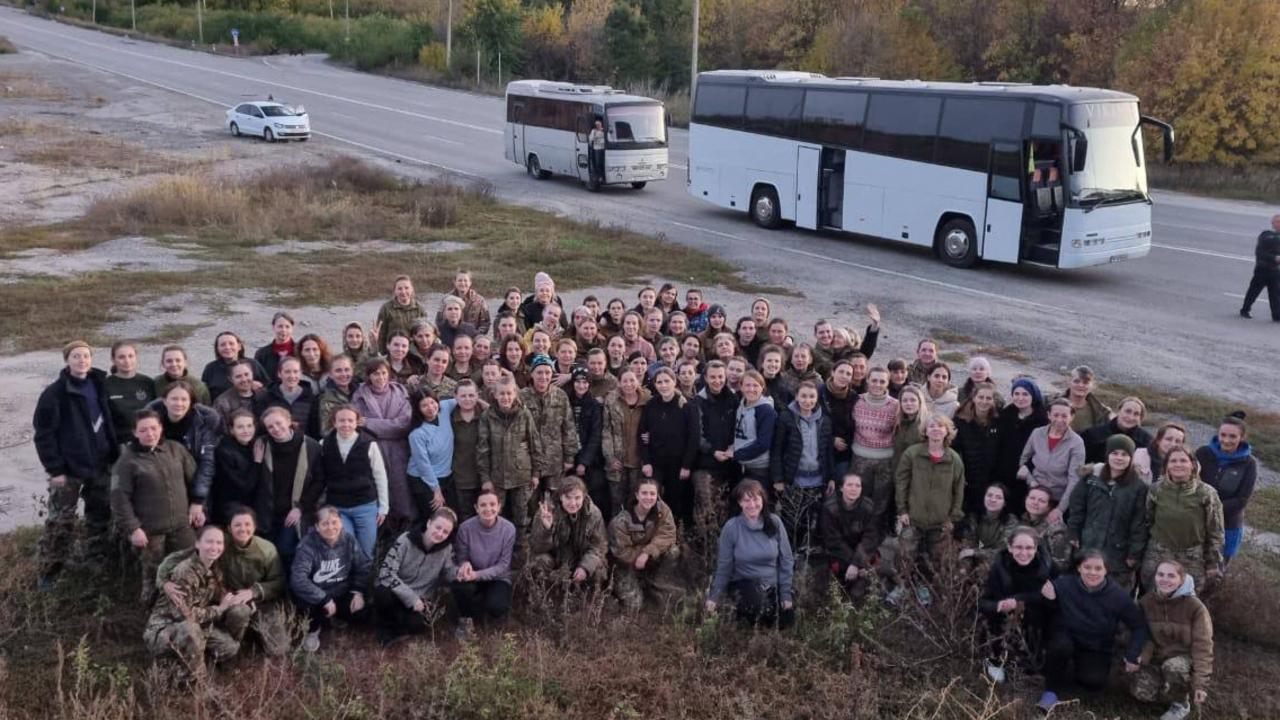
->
[460,0,524,74]
[806,0,958,80]
[522,3,570,78]
[1115,0,1280,166]
[565,0,613,80]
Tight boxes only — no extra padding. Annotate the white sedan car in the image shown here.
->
[225,100,310,142]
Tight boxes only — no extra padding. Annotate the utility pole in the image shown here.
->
[197,0,204,45]
[91,0,96,23]
[690,0,699,95]
[446,0,453,67]
[130,0,136,31]
[344,0,350,43]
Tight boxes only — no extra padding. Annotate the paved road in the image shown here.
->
[1,7,1276,408]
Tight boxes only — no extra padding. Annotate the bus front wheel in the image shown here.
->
[937,218,979,268]
[527,155,551,180]
[631,182,646,189]
[750,186,782,229]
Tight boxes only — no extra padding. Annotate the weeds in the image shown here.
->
[0,70,68,100]
[0,35,16,54]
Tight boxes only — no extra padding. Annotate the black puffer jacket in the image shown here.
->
[978,545,1054,616]
[994,404,1047,487]
[638,393,700,470]
[818,494,880,574]
[819,381,857,461]
[209,436,272,531]
[953,416,1002,514]
[770,404,835,487]
[264,382,321,440]
[696,385,739,472]
[1082,419,1153,464]
[569,392,604,469]
[146,399,222,504]
[33,367,119,478]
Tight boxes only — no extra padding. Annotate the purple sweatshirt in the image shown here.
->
[454,515,516,584]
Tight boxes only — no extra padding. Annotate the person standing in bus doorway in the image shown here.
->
[1239,214,1280,321]
[589,118,607,187]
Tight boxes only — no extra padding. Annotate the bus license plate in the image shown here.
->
[1109,254,1128,263]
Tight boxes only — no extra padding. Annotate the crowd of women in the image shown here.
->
[31,270,1259,717]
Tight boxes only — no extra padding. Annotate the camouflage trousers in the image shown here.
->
[1129,655,1192,704]
[613,547,686,612]
[136,526,195,603]
[1142,540,1208,591]
[528,553,607,590]
[38,470,113,577]
[144,604,251,673]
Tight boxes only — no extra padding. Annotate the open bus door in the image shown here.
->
[981,140,1024,264]
[574,114,592,183]
[511,101,526,165]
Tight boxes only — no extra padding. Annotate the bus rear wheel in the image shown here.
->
[750,186,782,229]
[937,218,979,268]
[630,181,646,189]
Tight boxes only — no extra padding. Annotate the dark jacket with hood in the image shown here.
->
[1049,574,1149,661]
[994,403,1047,487]
[201,357,270,403]
[568,390,604,469]
[145,398,222,505]
[639,391,701,471]
[952,412,1002,513]
[33,367,120,479]
[771,402,835,487]
[291,527,372,605]
[979,545,1055,616]
[209,435,272,530]
[1067,466,1149,570]
[818,494,880,575]
[264,382,321,440]
[819,379,857,461]
[695,384,739,473]
[1195,439,1256,529]
[1082,419,1153,464]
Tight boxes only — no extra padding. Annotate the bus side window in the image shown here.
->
[989,141,1022,202]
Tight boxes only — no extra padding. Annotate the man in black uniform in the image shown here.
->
[1240,214,1280,321]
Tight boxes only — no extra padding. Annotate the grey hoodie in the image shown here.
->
[709,513,795,603]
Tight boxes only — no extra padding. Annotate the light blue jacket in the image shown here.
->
[407,399,457,489]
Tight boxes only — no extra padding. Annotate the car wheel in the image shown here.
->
[264,127,275,143]
[937,217,979,268]
[298,137,309,142]
[229,122,240,137]
[630,182,647,189]
[750,185,782,229]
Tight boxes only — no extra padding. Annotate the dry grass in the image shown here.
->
[0,70,68,101]
[0,36,15,54]
[1248,486,1280,535]
[0,117,39,136]
[1150,162,1280,204]
[14,135,187,174]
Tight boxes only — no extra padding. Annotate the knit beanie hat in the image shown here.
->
[1105,434,1136,457]
[528,353,555,371]
[571,366,590,382]
[708,304,726,319]
[534,272,554,290]
[1010,377,1044,407]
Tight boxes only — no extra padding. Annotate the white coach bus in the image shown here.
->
[504,80,669,191]
[687,70,1175,268]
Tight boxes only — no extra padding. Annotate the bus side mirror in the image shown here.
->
[1141,115,1175,163]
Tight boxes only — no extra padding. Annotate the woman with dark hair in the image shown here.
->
[978,526,1054,685]
[656,282,680,318]
[146,380,222,528]
[1130,560,1214,720]
[529,477,609,587]
[1067,435,1148,590]
[407,387,460,517]
[952,381,1002,515]
[697,305,729,356]
[567,368,608,517]
[818,472,881,602]
[1018,398,1086,514]
[104,340,156,443]
[1143,446,1225,589]
[374,508,458,645]
[1082,396,1153,464]
[209,409,271,531]
[705,479,795,628]
[1133,422,1186,486]
[350,360,413,530]
[1037,550,1148,712]
[610,477,684,611]
[1195,412,1256,567]
[734,317,763,367]
[263,356,321,439]
[202,331,269,401]
[499,333,530,388]
[958,483,1017,567]
[994,377,1047,511]
[340,321,374,373]
[385,332,423,386]
[291,506,372,653]
[758,344,791,407]
[254,311,297,381]
[638,367,701,527]
[452,487,517,633]
[923,362,958,419]
[1021,486,1074,573]
[295,333,332,394]
[155,345,212,406]
[771,381,834,557]
[599,297,627,337]
[144,524,244,674]
[318,355,359,436]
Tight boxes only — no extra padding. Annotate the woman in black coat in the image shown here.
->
[818,472,881,602]
[952,381,1002,515]
[567,369,610,519]
[994,378,1048,513]
[208,409,272,532]
[638,368,701,528]
[979,526,1054,683]
[771,382,835,557]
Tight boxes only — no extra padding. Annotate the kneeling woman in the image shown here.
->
[529,477,609,587]
[609,477,684,611]
[374,508,458,644]
[705,479,795,628]
[452,487,517,630]
[978,527,1054,684]
[1037,549,1148,712]
[817,472,881,602]
[291,506,372,653]
[144,524,244,675]
[1130,560,1213,720]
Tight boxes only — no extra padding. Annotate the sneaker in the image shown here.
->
[915,585,933,607]
[984,660,1006,684]
[1160,701,1191,720]
[1240,309,1252,319]
[302,630,321,653]
[1036,691,1058,713]
[36,573,58,592]
[885,586,907,607]
[454,617,475,643]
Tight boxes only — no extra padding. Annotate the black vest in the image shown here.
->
[319,431,377,509]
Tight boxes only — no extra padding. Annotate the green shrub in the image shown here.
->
[418,41,446,71]
[328,12,430,69]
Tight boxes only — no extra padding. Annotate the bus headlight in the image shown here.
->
[1072,239,1083,248]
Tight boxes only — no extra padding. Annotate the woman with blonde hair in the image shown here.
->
[891,411,965,606]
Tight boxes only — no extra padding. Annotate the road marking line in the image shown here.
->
[17,42,481,177]
[1223,293,1246,299]
[0,17,504,136]
[1152,243,1252,262]
[668,221,1060,312]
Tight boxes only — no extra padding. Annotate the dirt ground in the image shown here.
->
[1,48,1275,551]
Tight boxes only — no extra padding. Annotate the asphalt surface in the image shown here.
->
[2,7,1276,409]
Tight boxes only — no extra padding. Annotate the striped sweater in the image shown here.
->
[853,395,899,459]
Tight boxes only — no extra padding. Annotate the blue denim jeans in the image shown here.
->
[338,501,380,559]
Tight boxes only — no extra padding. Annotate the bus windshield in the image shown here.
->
[1067,101,1147,205]
[608,104,666,145]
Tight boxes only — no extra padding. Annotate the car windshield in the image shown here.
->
[1066,101,1147,203]
[607,104,665,145]
[261,105,299,117]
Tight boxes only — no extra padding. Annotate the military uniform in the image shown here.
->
[144,556,246,673]
[609,500,684,611]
